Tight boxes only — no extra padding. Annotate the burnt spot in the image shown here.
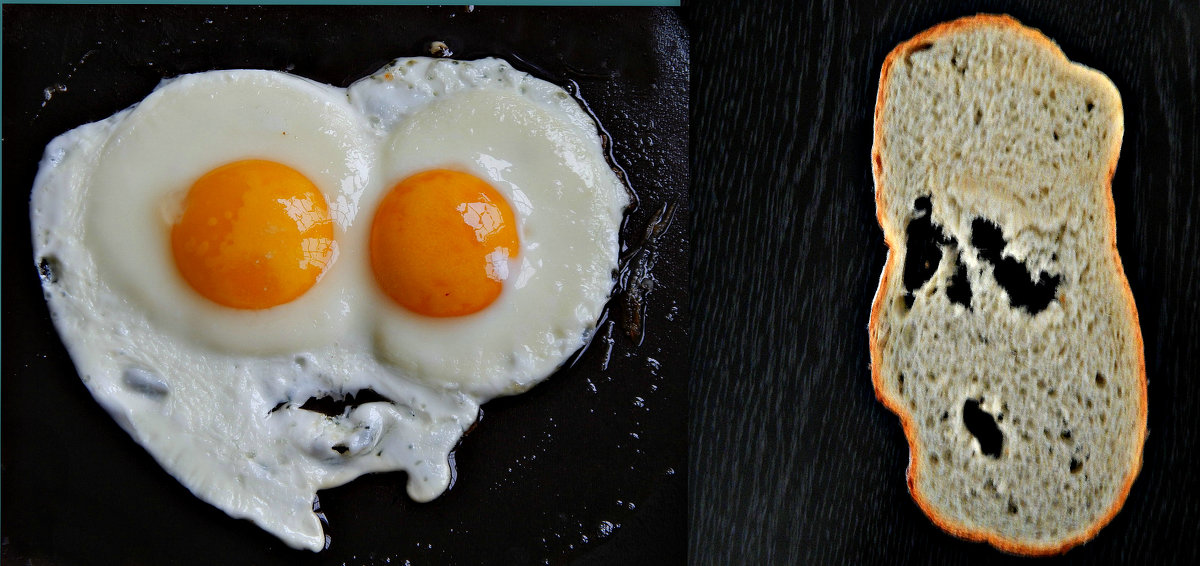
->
[38,255,61,284]
[963,399,1003,458]
[970,218,1060,314]
[905,42,934,66]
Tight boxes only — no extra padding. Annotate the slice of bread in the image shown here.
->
[869,15,1146,555]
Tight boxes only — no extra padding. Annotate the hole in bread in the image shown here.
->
[1086,99,1095,112]
[1053,130,1060,141]
[963,399,1003,458]
[1095,373,1107,388]
[1070,457,1083,474]
[946,250,972,309]
[1008,499,1019,514]
[970,218,1061,314]
[973,108,982,125]
[122,368,169,400]
[1060,430,1073,443]
[902,197,951,308]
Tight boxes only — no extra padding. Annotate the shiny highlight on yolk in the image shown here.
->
[370,169,519,317]
[171,159,335,310]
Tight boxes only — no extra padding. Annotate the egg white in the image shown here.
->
[85,70,372,353]
[30,58,627,551]
[349,59,627,398]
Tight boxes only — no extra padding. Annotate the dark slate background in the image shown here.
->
[688,0,1198,564]
[1,6,687,565]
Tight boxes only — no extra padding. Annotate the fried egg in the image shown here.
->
[30,57,627,551]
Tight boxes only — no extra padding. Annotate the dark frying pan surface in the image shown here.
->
[1,6,687,565]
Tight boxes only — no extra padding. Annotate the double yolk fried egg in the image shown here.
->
[30,57,627,551]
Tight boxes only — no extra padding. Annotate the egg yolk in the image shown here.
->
[370,169,520,317]
[170,159,335,310]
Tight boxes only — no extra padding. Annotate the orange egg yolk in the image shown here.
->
[170,159,335,310]
[370,169,520,317]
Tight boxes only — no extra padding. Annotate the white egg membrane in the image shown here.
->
[30,58,627,551]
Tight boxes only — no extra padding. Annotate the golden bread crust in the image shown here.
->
[868,13,1146,556]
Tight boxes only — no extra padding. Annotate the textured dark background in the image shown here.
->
[689,0,1198,564]
[1,6,686,565]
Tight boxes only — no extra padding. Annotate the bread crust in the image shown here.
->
[868,14,1147,556]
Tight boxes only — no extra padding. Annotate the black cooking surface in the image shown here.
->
[689,0,1199,563]
[2,6,687,565]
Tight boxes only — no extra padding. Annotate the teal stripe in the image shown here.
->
[1,1,680,5]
